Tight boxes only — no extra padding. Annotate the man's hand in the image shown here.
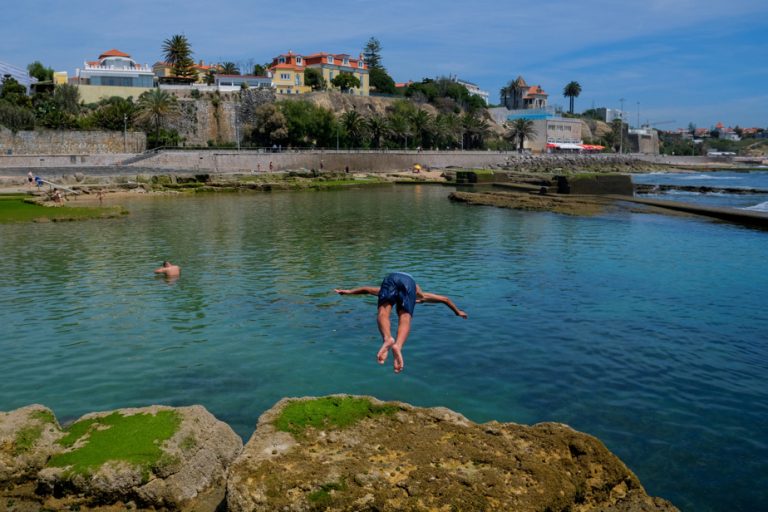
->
[456,310,468,319]
[334,289,351,295]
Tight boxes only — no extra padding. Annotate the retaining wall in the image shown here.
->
[0,129,146,156]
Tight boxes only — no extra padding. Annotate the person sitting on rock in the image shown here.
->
[334,272,467,373]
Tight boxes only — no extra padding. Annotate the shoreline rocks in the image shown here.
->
[1,397,678,511]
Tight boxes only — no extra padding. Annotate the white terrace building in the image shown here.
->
[75,49,154,103]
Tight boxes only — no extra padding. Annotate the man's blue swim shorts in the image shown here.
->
[378,272,417,315]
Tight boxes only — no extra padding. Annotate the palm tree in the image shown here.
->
[366,114,387,149]
[410,109,434,148]
[340,110,366,148]
[135,89,181,145]
[563,81,582,115]
[220,62,240,75]
[461,112,489,149]
[387,112,413,149]
[505,118,537,153]
[162,34,196,79]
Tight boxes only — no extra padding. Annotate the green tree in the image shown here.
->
[0,101,35,132]
[363,37,383,70]
[278,100,337,147]
[0,76,31,108]
[505,118,537,152]
[366,114,387,149]
[90,96,137,131]
[340,110,366,147]
[563,81,582,115]
[331,73,361,93]
[410,109,434,148]
[162,34,196,80]
[27,61,54,82]
[462,112,489,149]
[369,67,396,94]
[304,68,326,91]
[252,63,269,76]
[33,84,81,129]
[135,89,181,146]
[220,62,240,75]
[247,103,288,147]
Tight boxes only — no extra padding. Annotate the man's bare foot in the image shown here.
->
[392,344,404,373]
[377,337,395,364]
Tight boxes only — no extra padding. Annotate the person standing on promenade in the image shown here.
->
[154,261,181,278]
[334,272,467,373]
[27,171,34,187]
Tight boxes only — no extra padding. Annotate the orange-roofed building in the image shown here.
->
[74,49,154,103]
[503,76,548,110]
[269,50,369,96]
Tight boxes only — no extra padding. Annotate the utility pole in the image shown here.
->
[636,101,640,129]
[234,100,240,151]
[123,114,127,152]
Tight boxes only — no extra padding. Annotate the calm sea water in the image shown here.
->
[1,184,766,511]
[633,169,768,211]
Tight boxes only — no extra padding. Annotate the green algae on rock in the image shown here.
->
[228,395,679,512]
[48,410,181,477]
[274,396,398,436]
[0,194,128,223]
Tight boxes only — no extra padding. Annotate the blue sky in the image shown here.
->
[3,0,767,128]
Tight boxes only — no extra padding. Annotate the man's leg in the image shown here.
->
[391,310,412,373]
[376,304,395,364]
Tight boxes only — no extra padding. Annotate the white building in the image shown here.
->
[456,78,490,105]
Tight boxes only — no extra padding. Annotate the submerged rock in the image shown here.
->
[227,395,678,512]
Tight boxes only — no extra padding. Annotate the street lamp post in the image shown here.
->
[234,100,240,151]
[619,98,625,154]
[123,114,127,153]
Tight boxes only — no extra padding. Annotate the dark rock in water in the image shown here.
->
[558,173,634,195]
[227,395,678,512]
[634,183,768,195]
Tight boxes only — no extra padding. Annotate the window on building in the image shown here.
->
[296,57,303,66]
[280,73,290,80]
[327,56,334,64]
[279,57,286,64]
[343,58,349,66]
[358,61,363,68]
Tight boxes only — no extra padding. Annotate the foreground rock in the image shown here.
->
[227,395,678,512]
[1,405,242,511]
[0,405,62,485]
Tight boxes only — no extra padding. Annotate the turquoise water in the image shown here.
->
[1,185,767,511]
[633,170,768,211]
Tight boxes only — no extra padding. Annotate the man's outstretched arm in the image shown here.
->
[418,292,468,318]
[334,286,380,296]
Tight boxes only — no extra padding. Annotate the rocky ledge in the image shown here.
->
[1,397,678,511]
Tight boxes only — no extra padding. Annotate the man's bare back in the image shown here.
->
[154,261,180,277]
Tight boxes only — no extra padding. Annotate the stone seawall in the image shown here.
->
[0,128,146,156]
[127,150,664,174]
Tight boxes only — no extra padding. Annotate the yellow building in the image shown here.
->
[269,51,369,96]
[269,52,311,95]
[53,71,68,85]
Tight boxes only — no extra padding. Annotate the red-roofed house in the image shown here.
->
[74,49,154,102]
[503,76,548,110]
[269,51,369,96]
